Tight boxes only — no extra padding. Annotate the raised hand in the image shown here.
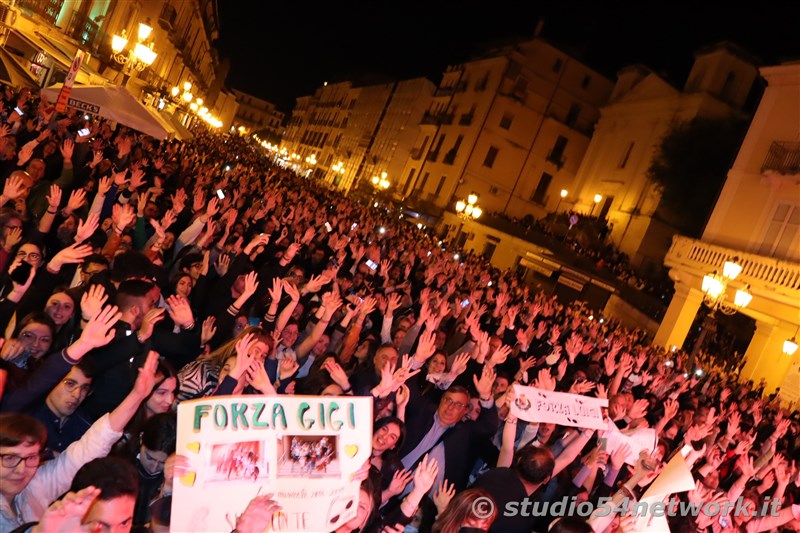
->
[414,330,437,362]
[240,271,260,299]
[533,368,556,392]
[432,479,456,516]
[411,454,439,495]
[323,359,351,392]
[201,316,217,346]
[235,495,283,533]
[735,454,756,479]
[138,308,166,342]
[2,226,22,253]
[80,285,108,321]
[206,196,220,218]
[565,333,584,363]
[133,351,160,399]
[215,253,230,276]
[246,360,276,395]
[628,398,649,420]
[97,176,112,196]
[449,352,470,377]
[46,184,62,211]
[278,358,299,380]
[487,344,512,367]
[1,174,27,202]
[385,469,413,499]
[73,212,99,244]
[166,295,195,329]
[473,365,497,400]
[77,304,121,350]
[48,242,92,273]
[64,189,86,215]
[230,334,257,381]
[111,203,135,232]
[569,379,596,395]
[59,138,74,161]
[33,486,101,533]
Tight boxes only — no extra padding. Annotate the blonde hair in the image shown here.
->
[200,326,273,370]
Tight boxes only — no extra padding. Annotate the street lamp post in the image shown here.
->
[111,21,158,86]
[690,259,752,367]
[331,161,345,186]
[454,194,482,246]
[590,194,602,217]
[555,189,568,213]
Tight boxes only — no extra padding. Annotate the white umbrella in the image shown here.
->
[41,83,173,140]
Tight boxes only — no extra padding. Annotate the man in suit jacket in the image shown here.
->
[398,367,499,492]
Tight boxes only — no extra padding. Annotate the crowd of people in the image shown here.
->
[0,83,798,533]
[492,210,673,301]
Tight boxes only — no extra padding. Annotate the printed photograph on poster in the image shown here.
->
[278,435,339,478]
[206,440,267,485]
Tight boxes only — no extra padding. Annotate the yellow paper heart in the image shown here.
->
[186,442,200,454]
[344,444,359,458]
[180,471,196,487]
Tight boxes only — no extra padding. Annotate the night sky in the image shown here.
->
[217,1,800,114]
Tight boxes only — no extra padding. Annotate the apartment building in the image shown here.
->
[0,0,229,115]
[570,43,759,267]
[654,62,800,399]
[398,38,613,220]
[281,77,433,191]
[231,88,284,141]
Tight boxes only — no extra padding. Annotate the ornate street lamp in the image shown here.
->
[691,258,752,361]
[111,20,157,86]
[455,193,482,221]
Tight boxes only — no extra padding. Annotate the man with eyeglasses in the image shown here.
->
[32,360,94,457]
[397,367,499,494]
[0,350,161,531]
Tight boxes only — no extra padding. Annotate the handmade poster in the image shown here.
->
[511,384,608,430]
[171,395,372,532]
[635,449,697,533]
[600,419,658,465]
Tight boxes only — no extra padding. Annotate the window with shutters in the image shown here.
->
[759,204,800,260]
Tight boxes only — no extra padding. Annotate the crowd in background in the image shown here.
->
[0,83,799,533]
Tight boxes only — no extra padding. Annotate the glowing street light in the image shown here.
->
[110,20,157,85]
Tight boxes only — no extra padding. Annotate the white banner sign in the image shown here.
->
[172,395,372,533]
[511,384,608,430]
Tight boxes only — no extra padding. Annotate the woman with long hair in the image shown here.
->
[176,326,272,401]
[432,488,497,533]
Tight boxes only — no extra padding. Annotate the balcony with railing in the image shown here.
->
[18,0,63,25]
[665,235,800,300]
[761,141,800,176]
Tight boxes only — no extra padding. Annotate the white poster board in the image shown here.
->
[600,419,658,466]
[511,384,608,430]
[172,395,372,532]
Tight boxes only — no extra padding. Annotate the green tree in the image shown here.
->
[648,116,748,236]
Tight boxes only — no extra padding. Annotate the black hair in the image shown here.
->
[110,251,154,282]
[373,416,406,455]
[140,413,177,454]
[70,457,138,500]
[548,517,593,533]
[514,444,556,485]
